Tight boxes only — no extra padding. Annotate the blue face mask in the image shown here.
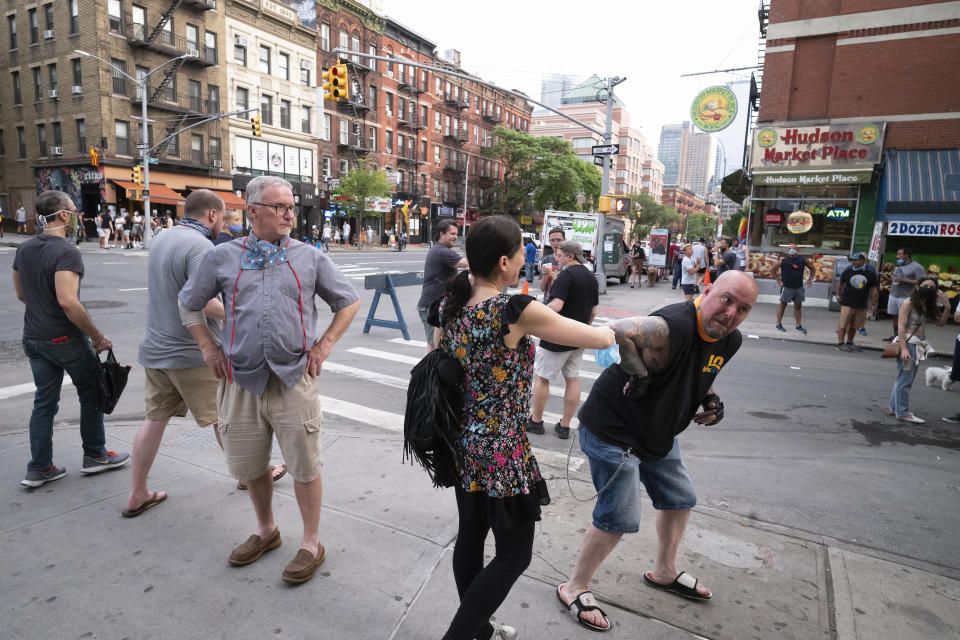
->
[896,258,905,265]
[852,265,864,271]
[228,224,243,234]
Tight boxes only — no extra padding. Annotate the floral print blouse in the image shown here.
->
[439,293,542,498]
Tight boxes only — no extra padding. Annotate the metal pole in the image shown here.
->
[596,76,625,295]
[462,151,469,233]
[141,79,152,249]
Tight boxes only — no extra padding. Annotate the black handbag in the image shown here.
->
[95,349,131,414]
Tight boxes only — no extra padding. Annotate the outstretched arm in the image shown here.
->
[608,316,670,378]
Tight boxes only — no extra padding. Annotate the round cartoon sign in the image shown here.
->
[857,125,880,145]
[757,128,778,147]
[786,211,814,234]
[690,86,738,132]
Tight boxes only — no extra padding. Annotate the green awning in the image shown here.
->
[721,169,750,204]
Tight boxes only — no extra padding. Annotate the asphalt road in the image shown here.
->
[1,243,958,575]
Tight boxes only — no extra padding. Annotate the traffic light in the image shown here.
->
[613,197,631,214]
[322,64,348,101]
[131,164,142,185]
[251,112,262,137]
[598,196,610,212]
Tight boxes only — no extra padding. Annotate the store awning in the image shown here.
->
[111,180,186,206]
[877,149,960,220]
[209,189,247,210]
[721,169,750,204]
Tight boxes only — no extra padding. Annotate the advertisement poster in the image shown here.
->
[868,221,884,261]
[543,211,596,249]
[648,228,669,267]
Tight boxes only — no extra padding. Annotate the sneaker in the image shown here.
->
[21,465,67,487]
[81,451,131,474]
[775,324,786,332]
[491,623,519,640]
[795,325,807,334]
[942,415,960,424]
[898,414,925,424]
[526,418,545,435]
[858,328,867,336]
[846,343,862,352]
[835,343,850,352]
[554,422,571,440]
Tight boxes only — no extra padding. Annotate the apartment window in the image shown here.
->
[44,4,54,34]
[435,77,441,96]
[12,71,22,104]
[115,120,129,154]
[368,126,375,151]
[37,124,47,156]
[321,113,331,141]
[322,157,331,180]
[17,126,26,159]
[350,35,359,64]
[433,145,440,165]
[188,79,201,112]
[421,104,428,124]
[397,134,405,157]
[209,137,220,165]
[76,118,85,151]
[279,99,290,128]
[160,18,173,46]
[386,58,393,76]
[164,128,178,156]
[234,39,246,66]
[48,64,58,94]
[475,96,480,114]
[108,0,122,33]
[278,52,289,80]
[33,67,42,102]
[338,30,348,51]
[28,8,38,44]
[320,24,329,51]
[191,134,203,164]
[434,111,440,131]
[8,15,16,50]
[69,0,80,34]
[186,24,199,52]
[72,58,82,90]
[130,4,145,39]
[385,129,392,154]
[52,121,62,147]
[385,92,393,116]
[110,58,127,94]
[444,115,451,136]
[338,118,348,144]
[259,45,270,74]
[300,61,310,86]
[300,106,310,134]
[235,86,248,111]
[339,159,348,175]
[260,94,272,125]
[368,85,377,110]
[207,84,219,113]
[204,31,216,64]
[368,45,377,72]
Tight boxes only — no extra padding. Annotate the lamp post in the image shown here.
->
[75,49,194,249]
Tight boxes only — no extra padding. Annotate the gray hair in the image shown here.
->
[246,176,292,205]
[35,190,74,217]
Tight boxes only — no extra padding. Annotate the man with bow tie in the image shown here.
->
[178,176,360,584]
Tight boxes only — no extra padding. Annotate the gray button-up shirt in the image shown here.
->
[179,231,359,395]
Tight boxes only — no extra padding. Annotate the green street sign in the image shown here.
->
[148,157,159,164]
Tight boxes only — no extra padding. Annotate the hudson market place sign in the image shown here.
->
[751,122,886,173]
[753,171,873,186]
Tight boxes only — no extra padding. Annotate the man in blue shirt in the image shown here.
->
[524,239,537,283]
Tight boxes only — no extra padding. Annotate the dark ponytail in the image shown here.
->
[441,215,522,325]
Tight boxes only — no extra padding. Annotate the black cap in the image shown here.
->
[850,252,866,260]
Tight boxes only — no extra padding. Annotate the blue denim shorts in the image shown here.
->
[578,424,696,534]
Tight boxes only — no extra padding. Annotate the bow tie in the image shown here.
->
[241,240,289,270]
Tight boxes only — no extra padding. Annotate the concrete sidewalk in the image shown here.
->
[2,419,958,640]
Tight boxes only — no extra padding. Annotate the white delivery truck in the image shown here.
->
[540,210,631,283]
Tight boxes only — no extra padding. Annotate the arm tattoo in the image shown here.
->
[610,316,669,377]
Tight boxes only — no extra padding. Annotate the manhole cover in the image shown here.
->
[83,300,127,309]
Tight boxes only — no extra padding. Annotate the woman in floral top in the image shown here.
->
[432,215,613,640]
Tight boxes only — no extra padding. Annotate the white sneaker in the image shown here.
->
[491,624,518,640]
[898,414,925,424]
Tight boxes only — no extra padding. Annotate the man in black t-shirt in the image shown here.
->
[555,271,757,630]
[528,241,598,439]
[12,190,129,488]
[835,252,878,352]
[417,219,468,353]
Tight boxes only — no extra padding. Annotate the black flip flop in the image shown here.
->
[556,584,610,632]
[643,571,712,601]
[122,491,167,518]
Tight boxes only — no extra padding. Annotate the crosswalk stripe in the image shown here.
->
[0,375,74,401]
[318,394,584,472]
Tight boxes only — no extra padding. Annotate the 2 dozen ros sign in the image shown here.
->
[887,221,960,237]
[750,122,886,171]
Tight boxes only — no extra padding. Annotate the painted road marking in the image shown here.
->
[0,375,74,400]
[118,287,148,292]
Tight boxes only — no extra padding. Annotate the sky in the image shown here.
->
[381,0,763,149]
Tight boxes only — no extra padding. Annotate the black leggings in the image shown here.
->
[442,487,535,640]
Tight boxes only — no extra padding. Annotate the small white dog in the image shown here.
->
[924,366,957,391]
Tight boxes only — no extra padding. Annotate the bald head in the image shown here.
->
[698,271,759,339]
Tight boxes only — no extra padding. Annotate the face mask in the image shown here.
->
[852,265,864,271]
[228,224,243,234]
[42,210,77,234]
[787,248,798,256]
[896,258,905,265]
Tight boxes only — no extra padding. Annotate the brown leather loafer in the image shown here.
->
[228,528,282,566]
[281,544,326,584]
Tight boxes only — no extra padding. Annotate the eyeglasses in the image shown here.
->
[253,202,299,217]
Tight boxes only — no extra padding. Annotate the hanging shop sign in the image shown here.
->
[825,207,851,219]
[764,210,784,224]
[887,221,960,237]
[690,86,738,133]
[786,211,814,234]
[868,222,884,261]
[753,170,873,186]
[751,122,885,172]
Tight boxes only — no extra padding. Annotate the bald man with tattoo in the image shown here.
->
[555,271,758,632]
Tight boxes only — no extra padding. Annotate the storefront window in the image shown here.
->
[749,185,859,252]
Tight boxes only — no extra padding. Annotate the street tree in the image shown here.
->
[684,212,717,241]
[625,192,683,239]
[338,158,393,239]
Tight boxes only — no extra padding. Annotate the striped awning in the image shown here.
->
[876,149,960,221]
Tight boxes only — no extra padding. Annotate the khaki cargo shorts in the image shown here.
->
[534,346,584,380]
[144,366,219,426]
[217,372,323,484]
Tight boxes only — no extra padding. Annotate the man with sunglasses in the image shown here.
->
[179,176,360,584]
[13,190,130,488]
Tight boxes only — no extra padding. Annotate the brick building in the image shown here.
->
[0,0,236,231]
[748,0,960,300]
[662,185,706,217]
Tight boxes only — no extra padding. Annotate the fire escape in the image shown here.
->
[396,67,426,198]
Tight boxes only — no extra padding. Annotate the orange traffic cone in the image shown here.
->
[703,269,711,285]
[521,280,529,295]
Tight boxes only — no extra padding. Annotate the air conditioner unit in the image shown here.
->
[210,159,222,168]
[50,146,63,155]
[48,89,59,99]
[188,48,200,58]
[43,29,54,39]
[72,86,83,94]
[300,60,311,70]
[235,35,248,47]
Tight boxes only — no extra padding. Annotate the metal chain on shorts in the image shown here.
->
[564,432,633,502]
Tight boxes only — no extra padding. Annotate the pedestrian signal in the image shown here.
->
[613,197,631,213]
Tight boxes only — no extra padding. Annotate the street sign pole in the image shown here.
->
[597,76,625,294]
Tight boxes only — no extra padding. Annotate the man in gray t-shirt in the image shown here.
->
[886,247,925,339]
[417,219,467,352]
